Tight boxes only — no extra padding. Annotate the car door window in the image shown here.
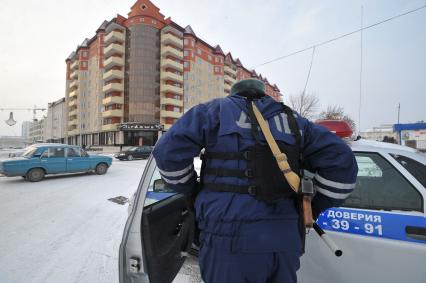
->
[344,152,423,212]
[144,167,176,207]
[67,148,80,157]
[49,147,65,158]
[80,149,89,157]
[390,154,426,188]
[40,150,49,158]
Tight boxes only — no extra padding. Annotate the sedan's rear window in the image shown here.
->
[391,154,426,188]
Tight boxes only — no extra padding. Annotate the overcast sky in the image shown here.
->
[0,0,425,136]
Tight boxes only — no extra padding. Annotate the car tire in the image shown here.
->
[26,168,45,182]
[127,155,134,161]
[95,163,108,175]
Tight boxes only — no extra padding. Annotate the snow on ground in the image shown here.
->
[0,159,147,283]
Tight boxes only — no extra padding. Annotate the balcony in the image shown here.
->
[68,119,78,126]
[69,80,78,89]
[102,123,120,131]
[161,97,183,107]
[224,66,237,76]
[160,110,182,119]
[104,56,124,69]
[70,60,79,70]
[102,109,124,118]
[161,33,183,49]
[224,75,236,85]
[68,99,77,107]
[161,46,183,60]
[103,69,124,81]
[104,31,125,45]
[103,82,124,94]
[104,43,125,57]
[102,96,124,106]
[160,71,183,83]
[70,70,78,79]
[69,90,77,98]
[69,109,78,117]
[68,129,79,136]
[163,123,172,131]
[161,83,183,95]
[160,58,183,72]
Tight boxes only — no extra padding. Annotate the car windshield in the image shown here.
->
[21,147,37,158]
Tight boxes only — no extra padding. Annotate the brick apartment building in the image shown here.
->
[65,0,282,147]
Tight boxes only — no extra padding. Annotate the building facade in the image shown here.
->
[0,136,27,149]
[359,124,397,142]
[394,122,426,152]
[64,0,282,146]
[21,121,32,140]
[45,98,66,143]
[29,118,46,143]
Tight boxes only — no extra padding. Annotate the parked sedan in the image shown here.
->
[115,146,153,161]
[0,144,112,182]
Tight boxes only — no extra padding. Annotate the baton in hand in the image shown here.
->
[312,222,343,257]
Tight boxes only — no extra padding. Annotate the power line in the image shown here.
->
[252,4,426,69]
[302,46,316,94]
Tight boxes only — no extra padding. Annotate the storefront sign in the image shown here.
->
[118,123,164,131]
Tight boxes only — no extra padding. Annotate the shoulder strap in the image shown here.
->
[281,104,304,173]
[250,102,300,193]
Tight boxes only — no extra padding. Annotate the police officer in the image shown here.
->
[153,79,358,283]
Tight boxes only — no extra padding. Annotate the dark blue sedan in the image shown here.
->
[0,144,112,182]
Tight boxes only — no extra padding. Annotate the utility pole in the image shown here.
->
[397,103,401,124]
[358,5,364,134]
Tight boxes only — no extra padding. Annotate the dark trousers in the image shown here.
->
[199,245,301,283]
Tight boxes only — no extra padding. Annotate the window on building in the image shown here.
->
[184,39,189,45]
[197,48,202,55]
[184,61,189,68]
[208,55,212,61]
[343,152,423,212]
[184,50,189,57]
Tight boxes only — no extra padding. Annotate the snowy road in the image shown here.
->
[0,159,147,283]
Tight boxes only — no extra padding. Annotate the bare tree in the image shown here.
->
[319,105,357,133]
[287,92,319,119]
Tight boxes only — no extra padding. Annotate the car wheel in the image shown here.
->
[127,155,134,161]
[95,163,108,175]
[26,168,45,182]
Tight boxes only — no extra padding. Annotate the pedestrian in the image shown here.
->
[152,79,358,283]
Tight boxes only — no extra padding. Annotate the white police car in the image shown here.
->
[119,124,426,283]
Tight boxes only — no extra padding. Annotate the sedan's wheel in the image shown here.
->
[95,163,108,175]
[26,168,45,182]
[127,155,134,161]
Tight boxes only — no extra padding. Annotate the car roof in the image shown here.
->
[31,143,74,148]
[349,139,417,153]
[349,138,426,162]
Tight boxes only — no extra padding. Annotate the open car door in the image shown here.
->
[119,156,195,283]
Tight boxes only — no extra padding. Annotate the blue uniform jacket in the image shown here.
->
[153,94,358,253]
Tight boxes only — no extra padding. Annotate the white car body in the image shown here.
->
[119,139,426,283]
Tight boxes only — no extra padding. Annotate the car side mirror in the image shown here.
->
[153,179,174,193]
